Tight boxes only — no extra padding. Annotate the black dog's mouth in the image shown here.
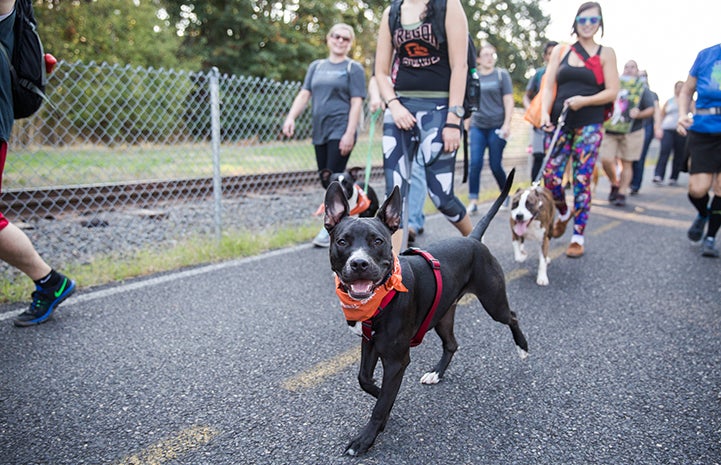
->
[341,279,380,300]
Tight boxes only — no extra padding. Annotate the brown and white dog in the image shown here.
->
[510,184,556,286]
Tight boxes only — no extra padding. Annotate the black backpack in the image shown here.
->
[388,0,479,117]
[0,0,49,119]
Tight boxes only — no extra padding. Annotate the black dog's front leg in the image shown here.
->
[358,339,381,398]
[346,351,409,456]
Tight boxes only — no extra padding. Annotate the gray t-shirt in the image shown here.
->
[470,67,513,129]
[302,59,366,145]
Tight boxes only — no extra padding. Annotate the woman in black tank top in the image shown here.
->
[537,1,619,258]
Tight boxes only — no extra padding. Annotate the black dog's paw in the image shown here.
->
[344,436,373,456]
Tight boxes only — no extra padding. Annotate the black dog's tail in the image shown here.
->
[469,167,515,241]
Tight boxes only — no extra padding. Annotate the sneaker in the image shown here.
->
[566,242,584,258]
[312,228,330,248]
[552,216,571,238]
[652,176,663,184]
[14,275,76,327]
[701,237,720,258]
[467,202,478,215]
[407,228,417,244]
[630,188,639,196]
[614,194,626,207]
[668,179,678,187]
[608,185,619,202]
[687,215,708,242]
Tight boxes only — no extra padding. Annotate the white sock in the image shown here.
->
[571,234,584,245]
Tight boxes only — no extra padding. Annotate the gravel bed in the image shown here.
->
[0,185,328,282]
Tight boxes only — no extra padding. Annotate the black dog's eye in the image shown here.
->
[336,238,348,247]
[373,237,384,247]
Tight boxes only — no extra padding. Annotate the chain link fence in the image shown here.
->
[1,60,530,284]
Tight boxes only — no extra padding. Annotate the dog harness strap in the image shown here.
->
[403,248,443,347]
[362,290,397,341]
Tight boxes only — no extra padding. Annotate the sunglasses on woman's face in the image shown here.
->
[330,32,351,43]
[576,15,601,26]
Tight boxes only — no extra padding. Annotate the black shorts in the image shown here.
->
[687,130,721,174]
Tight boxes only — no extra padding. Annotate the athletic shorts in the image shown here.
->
[599,129,644,162]
[686,130,721,175]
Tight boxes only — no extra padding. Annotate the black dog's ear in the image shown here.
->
[376,186,402,233]
[347,166,364,182]
[319,169,333,189]
[324,182,350,232]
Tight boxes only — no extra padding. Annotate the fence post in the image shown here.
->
[210,67,222,242]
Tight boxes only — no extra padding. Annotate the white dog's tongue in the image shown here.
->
[513,221,529,236]
[350,280,374,296]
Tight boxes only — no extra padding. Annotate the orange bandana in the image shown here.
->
[314,185,372,217]
[335,255,408,322]
[348,185,372,216]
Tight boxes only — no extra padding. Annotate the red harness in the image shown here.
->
[361,248,443,347]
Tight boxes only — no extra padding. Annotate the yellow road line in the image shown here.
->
[281,346,361,392]
[114,425,220,465]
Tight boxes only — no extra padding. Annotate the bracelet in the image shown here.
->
[384,97,400,106]
[443,123,462,131]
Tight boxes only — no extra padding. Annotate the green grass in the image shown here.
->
[0,223,321,305]
[4,137,384,188]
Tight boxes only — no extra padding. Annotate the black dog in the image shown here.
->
[320,167,379,218]
[324,168,528,456]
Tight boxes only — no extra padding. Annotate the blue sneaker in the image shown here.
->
[687,215,708,242]
[701,237,720,258]
[14,275,76,327]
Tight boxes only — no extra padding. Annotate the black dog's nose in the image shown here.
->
[350,258,370,272]
[515,213,524,221]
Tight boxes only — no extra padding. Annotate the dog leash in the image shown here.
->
[533,104,569,185]
[363,109,382,194]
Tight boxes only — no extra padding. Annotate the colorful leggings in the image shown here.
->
[542,123,604,237]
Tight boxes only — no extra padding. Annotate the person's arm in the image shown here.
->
[0,0,15,16]
[539,44,562,130]
[442,0,469,152]
[500,71,514,138]
[375,7,415,131]
[677,75,696,136]
[339,96,363,156]
[368,75,383,113]
[281,89,311,138]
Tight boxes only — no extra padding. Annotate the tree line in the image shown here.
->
[34,0,552,93]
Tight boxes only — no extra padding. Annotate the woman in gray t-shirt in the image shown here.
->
[282,23,367,247]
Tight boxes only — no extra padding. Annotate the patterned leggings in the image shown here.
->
[542,123,604,237]
[382,97,466,224]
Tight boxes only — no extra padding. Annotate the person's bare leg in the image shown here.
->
[0,222,51,280]
[453,215,473,236]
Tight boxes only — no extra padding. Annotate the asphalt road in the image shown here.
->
[1,170,720,465]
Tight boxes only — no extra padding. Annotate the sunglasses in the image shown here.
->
[576,15,601,26]
[330,33,352,43]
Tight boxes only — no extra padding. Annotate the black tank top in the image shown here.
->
[392,21,451,93]
[553,45,606,129]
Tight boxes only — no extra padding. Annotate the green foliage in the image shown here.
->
[35,0,200,70]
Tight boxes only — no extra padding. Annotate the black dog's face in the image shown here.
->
[324,183,401,300]
[320,168,365,199]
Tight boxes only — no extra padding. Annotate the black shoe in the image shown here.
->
[608,186,619,202]
[687,215,708,242]
[613,194,626,207]
[630,188,639,196]
[701,237,719,258]
[13,275,76,327]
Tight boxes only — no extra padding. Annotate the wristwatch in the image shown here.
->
[448,105,465,118]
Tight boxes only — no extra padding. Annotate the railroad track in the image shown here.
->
[1,167,386,219]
